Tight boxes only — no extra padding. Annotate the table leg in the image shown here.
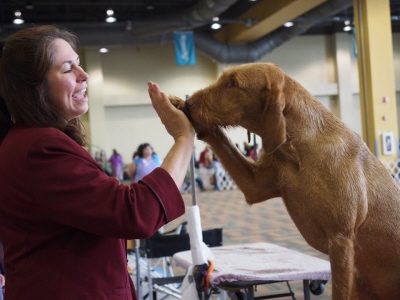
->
[303,280,310,300]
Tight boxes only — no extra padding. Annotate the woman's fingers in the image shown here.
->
[147,81,194,140]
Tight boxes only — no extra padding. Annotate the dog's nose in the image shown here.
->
[186,97,195,106]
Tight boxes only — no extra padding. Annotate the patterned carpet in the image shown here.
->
[161,188,332,300]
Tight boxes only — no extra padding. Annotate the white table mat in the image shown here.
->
[173,242,331,286]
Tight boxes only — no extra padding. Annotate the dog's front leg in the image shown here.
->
[329,235,355,300]
[201,127,280,204]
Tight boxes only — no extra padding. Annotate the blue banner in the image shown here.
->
[174,31,196,65]
[351,28,357,58]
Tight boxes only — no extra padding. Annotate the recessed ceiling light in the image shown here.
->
[13,10,24,24]
[13,18,24,24]
[211,23,221,30]
[105,8,116,23]
[99,48,109,53]
[343,20,352,31]
[211,17,221,30]
[106,16,117,23]
[343,25,352,32]
[284,21,294,27]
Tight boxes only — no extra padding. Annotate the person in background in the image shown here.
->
[129,143,161,182]
[99,150,112,176]
[127,151,137,179]
[198,145,214,189]
[211,153,222,190]
[94,151,101,164]
[249,144,259,161]
[198,145,212,169]
[182,163,205,192]
[109,148,124,181]
[0,274,3,300]
[0,25,194,300]
[243,141,252,157]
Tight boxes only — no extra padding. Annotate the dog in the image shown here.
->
[170,63,400,300]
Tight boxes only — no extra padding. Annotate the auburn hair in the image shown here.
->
[0,25,87,146]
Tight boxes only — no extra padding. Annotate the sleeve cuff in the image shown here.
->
[140,167,185,223]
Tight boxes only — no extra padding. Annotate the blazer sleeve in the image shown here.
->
[27,131,185,239]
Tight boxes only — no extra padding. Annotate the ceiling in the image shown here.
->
[1,0,400,63]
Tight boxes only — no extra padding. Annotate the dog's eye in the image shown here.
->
[227,78,238,87]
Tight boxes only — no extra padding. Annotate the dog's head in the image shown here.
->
[172,63,287,153]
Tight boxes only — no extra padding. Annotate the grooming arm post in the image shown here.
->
[190,150,197,206]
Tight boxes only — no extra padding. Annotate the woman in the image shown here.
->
[129,143,161,182]
[109,148,124,181]
[0,25,194,300]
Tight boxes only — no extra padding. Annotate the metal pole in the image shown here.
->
[134,239,143,300]
[303,280,311,300]
[253,134,258,162]
[190,150,197,206]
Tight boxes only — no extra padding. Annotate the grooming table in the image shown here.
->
[173,242,331,300]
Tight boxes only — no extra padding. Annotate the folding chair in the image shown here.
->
[141,228,223,300]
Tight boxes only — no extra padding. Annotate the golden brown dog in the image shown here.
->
[170,63,400,300]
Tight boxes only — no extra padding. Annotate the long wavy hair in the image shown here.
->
[0,25,87,146]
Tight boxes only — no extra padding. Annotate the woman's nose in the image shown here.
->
[78,68,89,82]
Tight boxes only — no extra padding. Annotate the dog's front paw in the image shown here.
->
[169,95,192,119]
[169,95,185,109]
[168,95,212,139]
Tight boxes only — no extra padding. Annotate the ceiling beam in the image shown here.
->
[213,0,328,43]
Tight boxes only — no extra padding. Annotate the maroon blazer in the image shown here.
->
[0,125,185,300]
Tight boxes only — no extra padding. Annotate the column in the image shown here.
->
[354,0,398,160]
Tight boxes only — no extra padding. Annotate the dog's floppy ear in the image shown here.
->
[260,72,287,153]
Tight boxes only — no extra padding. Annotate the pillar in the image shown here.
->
[354,0,398,160]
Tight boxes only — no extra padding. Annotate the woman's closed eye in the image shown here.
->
[63,64,83,74]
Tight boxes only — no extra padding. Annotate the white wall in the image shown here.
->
[82,33,399,165]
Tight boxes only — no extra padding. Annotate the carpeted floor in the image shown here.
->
[159,188,332,300]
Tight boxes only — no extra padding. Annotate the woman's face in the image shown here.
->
[143,145,153,157]
[47,38,89,121]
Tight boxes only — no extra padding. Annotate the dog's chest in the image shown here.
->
[280,190,330,254]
